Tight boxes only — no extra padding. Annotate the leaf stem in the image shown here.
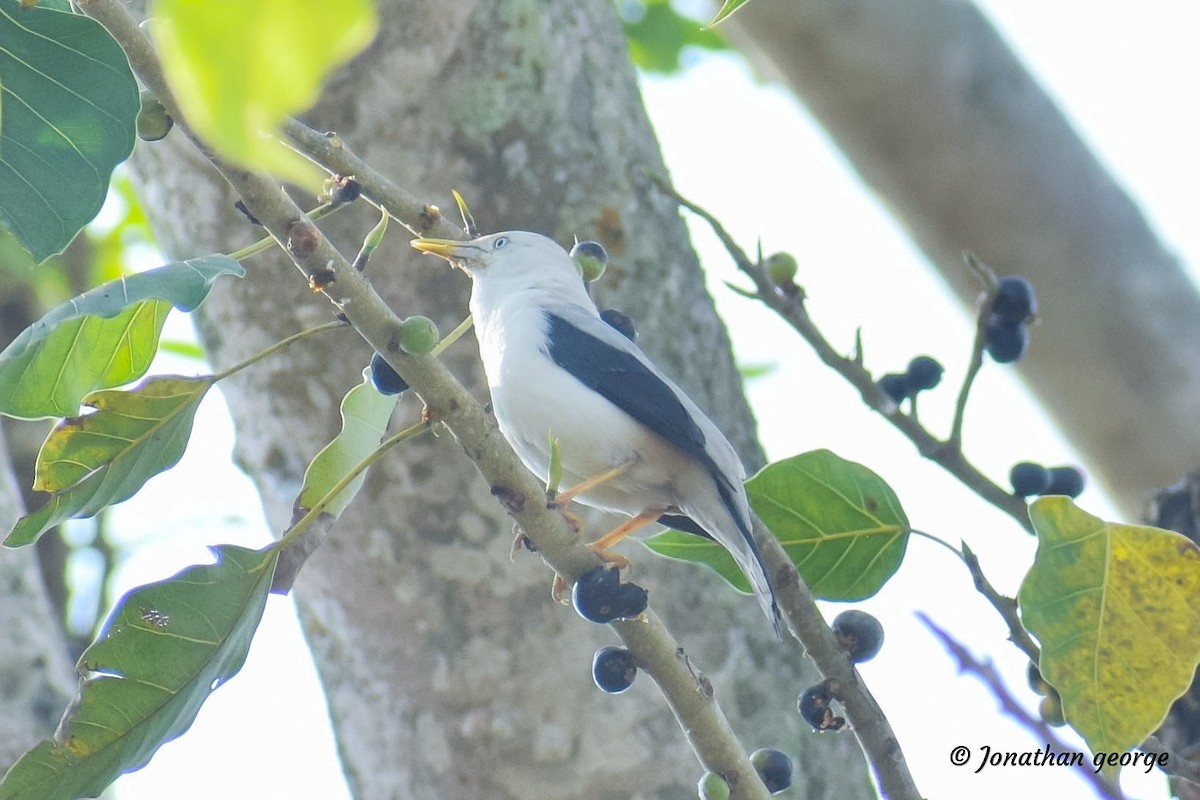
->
[430,314,474,357]
[211,320,347,382]
[278,421,428,551]
[908,528,962,558]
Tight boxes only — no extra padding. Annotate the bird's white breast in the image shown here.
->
[472,296,691,516]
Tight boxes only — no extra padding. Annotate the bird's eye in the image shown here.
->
[494,236,509,250]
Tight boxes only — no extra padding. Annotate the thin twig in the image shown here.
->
[282,118,469,241]
[646,173,1034,539]
[959,543,1041,663]
[920,614,1129,800]
[948,254,996,447]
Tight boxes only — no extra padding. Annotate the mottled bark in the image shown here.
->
[0,423,74,769]
[725,0,1200,516]
[124,1,872,798]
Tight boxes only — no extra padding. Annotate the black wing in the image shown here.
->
[547,313,781,632]
[544,312,717,474]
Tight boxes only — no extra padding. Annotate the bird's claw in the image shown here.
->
[509,532,537,561]
[587,544,632,572]
[550,548,632,605]
[547,501,584,534]
[551,574,571,605]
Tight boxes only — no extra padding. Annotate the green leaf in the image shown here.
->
[1018,497,1200,754]
[620,0,728,74]
[709,0,754,27]
[0,0,138,262]
[643,528,753,594]
[0,544,276,800]
[738,361,777,381]
[747,449,909,600]
[0,255,242,419]
[5,375,214,547]
[150,0,377,188]
[298,370,399,517]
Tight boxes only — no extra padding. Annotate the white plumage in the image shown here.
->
[412,231,779,627]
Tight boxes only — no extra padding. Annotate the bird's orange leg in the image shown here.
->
[547,460,659,604]
[551,461,634,508]
[550,510,662,604]
[589,510,661,554]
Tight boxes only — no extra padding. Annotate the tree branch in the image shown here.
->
[286,115,924,800]
[78,2,776,795]
[649,173,1034,535]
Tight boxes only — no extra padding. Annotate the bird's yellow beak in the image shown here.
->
[410,238,484,273]
[410,238,472,259]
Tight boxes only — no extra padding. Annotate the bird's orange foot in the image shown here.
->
[551,574,571,604]
[552,504,584,534]
[509,532,538,561]
[587,544,631,572]
[551,548,631,605]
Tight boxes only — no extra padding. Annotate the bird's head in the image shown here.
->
[411,231,590,303]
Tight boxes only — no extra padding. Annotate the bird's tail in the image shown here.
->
[714,479,782,636]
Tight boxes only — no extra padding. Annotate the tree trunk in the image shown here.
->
[725,0,1200,517]
[0,422,74,770]
[124,1,873,797]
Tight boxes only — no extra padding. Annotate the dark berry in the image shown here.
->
[1027,662,1052,696]
[1045,466,1085,498]
[592,646,637,693]
[613,581,649,618]
[750,749,793,795]
[369,352,409,395]
[328,176,362,206]
[570,240,608,282]
[797,683,832,729]
[878,373,909,404]
[984,316,1029,363]
[600,308,637,342]
[991,276,1037,324]
[831,609,884,663]
[573,566,645,623]
[904,355,944,392]
[697,772,731,800]
[1010,462,1051,497]
[573,566,620,622]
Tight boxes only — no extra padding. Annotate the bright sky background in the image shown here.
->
[98,3,1198,799]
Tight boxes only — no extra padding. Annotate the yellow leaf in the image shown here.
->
[150,0,377,188]
[1018,497,1200,754]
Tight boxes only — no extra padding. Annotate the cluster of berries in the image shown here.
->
[1027,662,1066,727]
[578,557,796,796]
[1009,462,1085,498]
[984,276,1036,363]
[878,356,944,404]
[798,610,884,734]
[695,749,794,798]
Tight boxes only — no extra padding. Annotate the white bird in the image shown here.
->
[411,230,780,629]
